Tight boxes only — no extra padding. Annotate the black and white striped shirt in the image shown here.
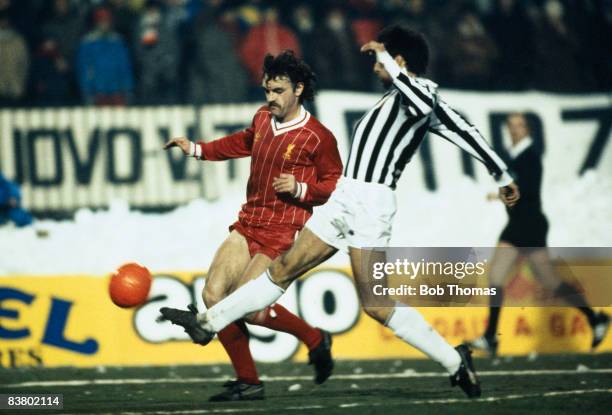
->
[344,51,513,189]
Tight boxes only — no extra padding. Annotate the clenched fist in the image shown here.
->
[499,182,520,207]
[272,173,298,196]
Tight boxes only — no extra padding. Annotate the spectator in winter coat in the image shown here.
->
[0,9,29,106]
[189,6,248,104]
[76,7,133,106]
[239,6,301,94]
[133,0,182,104]
[30,35,73,106]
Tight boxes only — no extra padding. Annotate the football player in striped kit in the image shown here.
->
[163,50,342,401]
[160,26,520,398]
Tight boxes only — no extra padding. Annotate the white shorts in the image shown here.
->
[306,177,397,253]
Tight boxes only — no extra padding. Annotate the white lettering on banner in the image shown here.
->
[133,270,361,362]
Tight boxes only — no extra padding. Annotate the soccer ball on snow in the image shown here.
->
[109,262,152,308]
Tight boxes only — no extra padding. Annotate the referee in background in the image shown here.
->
[469,113,610,355]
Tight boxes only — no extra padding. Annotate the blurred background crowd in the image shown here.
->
[0,0,610,108]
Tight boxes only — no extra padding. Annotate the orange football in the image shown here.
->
[109,263,152,308]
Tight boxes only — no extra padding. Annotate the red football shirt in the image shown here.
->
[195,106,342,228]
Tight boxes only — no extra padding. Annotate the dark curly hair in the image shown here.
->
[262,50,316,102]
[377,25,429,76]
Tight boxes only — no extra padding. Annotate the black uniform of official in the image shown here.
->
[499,139,549,247]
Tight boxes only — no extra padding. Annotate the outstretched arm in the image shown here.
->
[429,99,519,206]
[163,128,254,161]
[163,111,262,160]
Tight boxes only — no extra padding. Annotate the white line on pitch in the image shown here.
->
[4,368,611,388]
[57,388,612,415]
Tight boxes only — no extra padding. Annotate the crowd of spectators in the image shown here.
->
[0,0,610,107]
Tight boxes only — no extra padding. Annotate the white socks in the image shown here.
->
[198,274,461,375]
[386,305,461,374]
[199,271,284,333]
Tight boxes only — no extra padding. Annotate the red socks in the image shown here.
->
[254,304,322,351]
[218,304,322,385]
[217,321,260,385]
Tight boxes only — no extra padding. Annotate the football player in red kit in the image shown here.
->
[164,50,342,401]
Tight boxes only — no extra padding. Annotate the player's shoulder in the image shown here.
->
[255,104,271,114]
[255,105,272,116]
[253,105,272,121]
[304,113,337,143]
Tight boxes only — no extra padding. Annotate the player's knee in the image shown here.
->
[269,257,295,288]
[203,283,226,308]
[275,252,292,272]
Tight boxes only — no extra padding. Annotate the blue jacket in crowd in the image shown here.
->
[76,31,134,100]
[0,174,33,227]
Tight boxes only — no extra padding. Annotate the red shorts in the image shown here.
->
[230,220,299,260]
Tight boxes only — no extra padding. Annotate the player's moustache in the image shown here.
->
[268,102,279,109]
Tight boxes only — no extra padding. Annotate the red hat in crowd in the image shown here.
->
[93,7,112,23]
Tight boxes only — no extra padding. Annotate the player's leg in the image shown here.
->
[347,247,396,315]
[227,251,333,384]
[269,228,339,287]
[204,230,251,307]
[349,246,481,398]
[526,248,610,349]
[240,254,323,353]
[470,241,520,354]
[203,231,263,400]
[159,230,337,345]
[349,247,458,370]
[199,228,338,333]
[159,178,345,339]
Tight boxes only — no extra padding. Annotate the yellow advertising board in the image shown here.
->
[1,268,610,368]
